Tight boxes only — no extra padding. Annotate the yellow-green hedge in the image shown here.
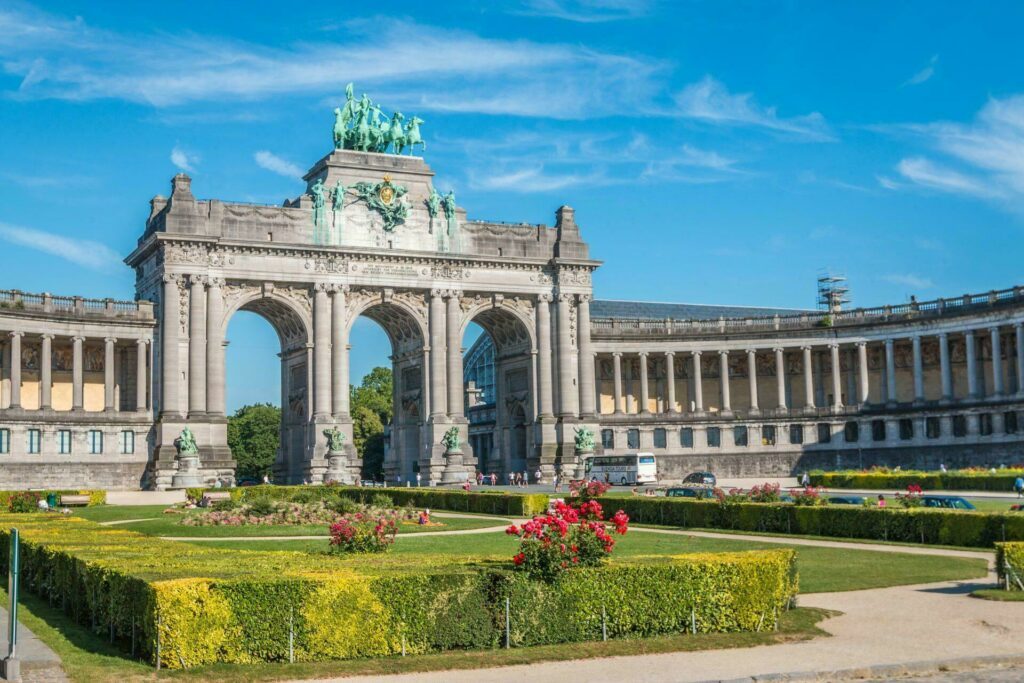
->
[996,542,1024,590]
[0,515,796,668]
[808,470,1024,492]
[0,489,106,509]
[187,485,549,517]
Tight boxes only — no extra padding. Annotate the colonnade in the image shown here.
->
[597,322,1024,417]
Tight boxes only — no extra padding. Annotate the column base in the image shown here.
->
[720,409,734,418]
[747,407,760,417]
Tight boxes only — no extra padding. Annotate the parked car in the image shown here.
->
[682,471,717,486]
[921,495,977,510]
[665,486,718,500]
[828,495,866,505]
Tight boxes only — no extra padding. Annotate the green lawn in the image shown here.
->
[73,504,170,523]
[187,528,988,594]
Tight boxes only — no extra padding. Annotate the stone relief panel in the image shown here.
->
[85,347,104,372]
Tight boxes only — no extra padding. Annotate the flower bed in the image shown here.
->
[0,489,106,511]
[0,514,797,669]
[809,468,1024,492]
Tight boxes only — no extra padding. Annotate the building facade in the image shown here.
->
[2,129,1023,488]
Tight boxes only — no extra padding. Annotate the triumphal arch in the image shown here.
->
[126,89,600,487]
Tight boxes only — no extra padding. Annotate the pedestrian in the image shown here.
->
[490,472,497,486]
[395,473,401,486]
[534,468,542,485]
[877,494,886,508]
[554,474,561,493]
[415,471,422,487]
[523,470,530,487]
[800,472,810,487]
[1014,476,1024,498]
[939,463,947,473]
[262,474,270,485]
[507,471,513,486]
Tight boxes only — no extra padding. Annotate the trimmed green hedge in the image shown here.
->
[0,514,796,668]
[0,489,106,509]
[601,496,1024,548]
[996,542,1024,590]
[808,470,1024,492]
[186,485,549,517]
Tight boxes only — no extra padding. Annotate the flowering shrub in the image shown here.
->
[328,510,398,554]
[789,487,827,506]
[7,491,42,513]
[569,479,612,501]
[747,482,782,503]
[896,484,924,508]
[182,499,393,527]
[506,498,628,581]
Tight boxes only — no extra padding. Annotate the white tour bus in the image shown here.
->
[583,453,658,485]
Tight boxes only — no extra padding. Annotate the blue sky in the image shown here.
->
[1,0,1022,410]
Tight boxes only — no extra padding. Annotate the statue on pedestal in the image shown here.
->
[310,178,326,243]
[176,427,198,455]
[573,426,595,453]
[441,425,461,454]
[323,426,346,453]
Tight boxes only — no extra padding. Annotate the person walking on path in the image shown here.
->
[415,472,422,487]
[1014,476,1024,498]
[801,472,810,487]
[534,468,542,485]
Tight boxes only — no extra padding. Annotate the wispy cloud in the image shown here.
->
[170,145,198,173]
[254,150,303,178]
[882,273,934,289]
[673,76,833,141]
[514,0,652,22]
[903,54,938,87]
[0,5,660,119]
[0,221,121,271]
[896,157,1002,199]
[468,166,607,192]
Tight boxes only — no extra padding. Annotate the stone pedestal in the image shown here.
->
[324,450,358,484]
[170,453,203,489]
[567,448,592,480]
[441,448,467,484]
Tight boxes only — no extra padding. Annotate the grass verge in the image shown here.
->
[2,586,834,683]
[970,588,1024,601]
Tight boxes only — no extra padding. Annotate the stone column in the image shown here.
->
[428,289,447,419]
[577,295,597,417]
[104,337,116,412]
[313,283,332,419]
[72,335,84,411]
[40,334,52,410]
[446,292,464,419]
[939,333,953,402]
[856,342,869,404]
[332,286,349,417]
[802,346,815,409]
[965,331,979,399]
[535,294,554,418]
[774,348,787,410]
[186,275,207,416]
[160,274,181,418]
[991,326,1004,397]
[912,336,924,403]
[7,332,22,409]
[556,293,578,418]
[612,351,624,414]
[422,347,431,417]
[638,351,650,414]
[665,351,677,413]
[135,339,148,411]
[719,350,731,413]
[692,351,703,412]
[205,278,225,417]
[746,349,759,414]
[830,343,842,409]
[1016,323,1024,397]
[885,338,897,405]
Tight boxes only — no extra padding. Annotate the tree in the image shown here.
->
[227,403,281,479]
[351,367,393,479]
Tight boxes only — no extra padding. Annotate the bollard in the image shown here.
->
[601,605,607,641]
[504,597,510,649]
[2,528,20,682]
[156,613,162,671]
[288,606,295,664]
[690,606,696,635]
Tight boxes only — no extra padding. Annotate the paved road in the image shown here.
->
[0,605,68,683]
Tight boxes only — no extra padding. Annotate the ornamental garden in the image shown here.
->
[2,478,1021,680]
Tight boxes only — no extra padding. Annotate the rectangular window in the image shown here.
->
[789,424,803,444]
[926,417,941,439]
[1006,412,1019,435]
[817,423,832,444]
[733,426,748,447]
[899,418,914,441]
[626,428,640,449]
[844,421,859,443]
[706,427,721,448]
[88,430,103,454]
[120,430,135,454]
[679,427,694,448]
[0,428,8,454]
[952,415,967,437]
[653,428,666,449]
[872,419,886,442]
[601,429,614,450]
[27,429,41,454]
[762,425,776,446]
[979,413,993,436]
[58,429,72,454]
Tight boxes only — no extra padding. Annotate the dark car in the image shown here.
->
[666,486,718,500]
[683,471,716,486]
[828,495,866,505]
[921,495,977,511]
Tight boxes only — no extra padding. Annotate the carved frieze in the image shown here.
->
[305,256,349,274]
